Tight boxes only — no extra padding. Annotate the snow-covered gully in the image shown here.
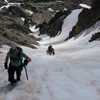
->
[0,7,100,100]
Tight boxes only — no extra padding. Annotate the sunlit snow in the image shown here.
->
[79,4,91,9]
[21,17,25,21]
[4,0,8,3]
[25,10,33,15]
[48,8,54,12]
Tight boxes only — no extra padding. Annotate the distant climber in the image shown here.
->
[47,45,55,55]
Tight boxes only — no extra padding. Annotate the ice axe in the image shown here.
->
[24,65,28,80]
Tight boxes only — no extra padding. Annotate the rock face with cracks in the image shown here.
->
[39,10,71,37]
[0,7,39,48]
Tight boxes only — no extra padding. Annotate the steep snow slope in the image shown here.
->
[0,9,100,100]
[38,9,83,45]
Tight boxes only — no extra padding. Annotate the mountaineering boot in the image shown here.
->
[9,79,17,85]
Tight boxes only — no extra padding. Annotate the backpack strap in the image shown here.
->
[18,51,23,64]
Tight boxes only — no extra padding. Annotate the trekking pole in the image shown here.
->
[24,65,28,80]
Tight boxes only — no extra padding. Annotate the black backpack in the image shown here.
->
[9,46,23,61]
[16,46,23,54]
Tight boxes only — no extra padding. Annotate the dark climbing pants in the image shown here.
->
[8,63,23,83]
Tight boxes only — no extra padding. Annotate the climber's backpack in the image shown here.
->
[9,46,23,61]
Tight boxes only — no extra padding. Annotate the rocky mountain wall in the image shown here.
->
[0,0,98,48]
[39,10,71,37]
[0,6,39,48]
[38,0,92,37]
[66,0,100,40]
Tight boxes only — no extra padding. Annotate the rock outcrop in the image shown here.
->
[8,5,31,18]
[89,32,100,42]
[0,0,4,7]
[39,10,71,37]
[66,0,100,40]
[0,8,38,48]
[63,0,92,9]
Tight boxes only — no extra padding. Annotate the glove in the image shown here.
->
[24,59,28,66]
[4,62,8,69]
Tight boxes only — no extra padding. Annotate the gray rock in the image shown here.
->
[89,32,100,42]
[0,12,38,48]
[8,5,31,18]
[0,0,4,7]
